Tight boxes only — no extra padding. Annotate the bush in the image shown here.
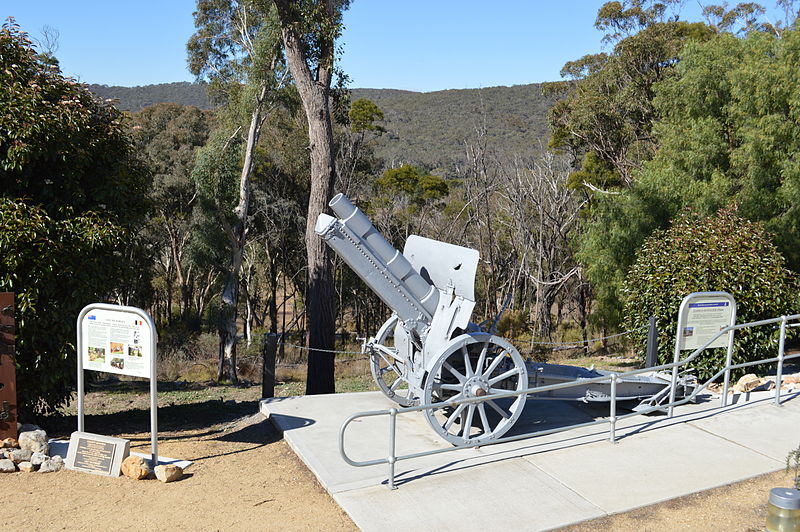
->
[0,200,125,414]
[623,208,798,381]
[0,22,149,415]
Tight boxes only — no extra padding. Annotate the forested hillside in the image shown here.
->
[351,85,556,172]
[88,81,211,112]
[89,82,556,172]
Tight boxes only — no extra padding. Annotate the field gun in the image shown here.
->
[316,193,694,446]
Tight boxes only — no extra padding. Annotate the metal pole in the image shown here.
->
[262,333,278,399]
[76,308,88,433]
[668,318,682,419]
[150,326,158,468]
[721,332,735,407]
[388,408,398,490]
[721,297,738,407]
[775,316,787,407]
[645,316,658,368]
[142,308,159,469]
[609,375,618,444]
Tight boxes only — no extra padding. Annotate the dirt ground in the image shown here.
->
[0,383,796,531]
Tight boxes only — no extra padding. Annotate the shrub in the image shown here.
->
[623,208,798,381]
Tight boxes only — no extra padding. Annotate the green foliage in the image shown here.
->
[375,164,448,202]
[0,199,126,414]
[787,443,800,489]
[348,98,384,133]
[0,22,148,226]
[566,151,622,190]
[577,25,800,329]
[191,129,244,242]
[549,18,713,185]
[131,103,213,326]
[646,28,800,270]
[0,21,149,414]
[623,209,798,381]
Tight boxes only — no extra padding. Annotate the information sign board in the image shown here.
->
[77,303,158,469]
[80,307,153,378]
[678,296,735,351]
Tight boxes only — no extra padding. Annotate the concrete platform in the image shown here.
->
[260,389,800,531]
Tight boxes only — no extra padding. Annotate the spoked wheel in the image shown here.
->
[423,334,528,446]
[368,315,417,407]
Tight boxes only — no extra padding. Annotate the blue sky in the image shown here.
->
[1,1,775,92]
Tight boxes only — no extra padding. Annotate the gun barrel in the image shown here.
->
[316,193,439,330]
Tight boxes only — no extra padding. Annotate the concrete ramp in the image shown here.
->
[261,390,800,531]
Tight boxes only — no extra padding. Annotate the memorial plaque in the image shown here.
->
[65,431,130,476]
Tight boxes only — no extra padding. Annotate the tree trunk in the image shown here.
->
[217,83,267,383]
[275,1,338,394]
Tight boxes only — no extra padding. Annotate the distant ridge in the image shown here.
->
[89,82,557,172]
[88,82,211,112]
[351,85,556,173]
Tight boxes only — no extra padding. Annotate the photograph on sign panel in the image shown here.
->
[110,357,124,370]
[128,345,142,357]
[87,346,106,362]
[110,342,124,355]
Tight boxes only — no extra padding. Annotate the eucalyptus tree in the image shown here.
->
[131,103,212,325]
[272,0,350,394]
[188,0,288,382]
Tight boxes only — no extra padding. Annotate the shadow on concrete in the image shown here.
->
[383,392,799,487]
[267,413,315,432]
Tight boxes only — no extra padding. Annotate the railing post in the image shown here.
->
[721,327,735,407]
[775,316,787,407]
[609,374,618,444]
[387,408,398,490]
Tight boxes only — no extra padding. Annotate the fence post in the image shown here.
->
[262,333,278,399]
[645,316,658,368]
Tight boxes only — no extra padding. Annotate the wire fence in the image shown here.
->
[248,322,649,372]
[528,325,648,350]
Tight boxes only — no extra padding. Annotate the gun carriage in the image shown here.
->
[316,193,692,446]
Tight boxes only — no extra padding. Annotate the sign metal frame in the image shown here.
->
[76,303,158,467]
[668,291,737,416]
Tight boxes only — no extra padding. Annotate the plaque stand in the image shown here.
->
[76,303,159,468]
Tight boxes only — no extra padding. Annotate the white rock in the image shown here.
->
[38,456,63,473]
[17,461,35,472]
[121,455,151,480]
[9,448,32,463]
[0,458,16,473]
[154,464,183,483]
[18,430,48,454]
[29,452,48,466]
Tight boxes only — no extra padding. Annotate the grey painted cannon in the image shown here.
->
[316,193,528,445]
[316,193,693,446]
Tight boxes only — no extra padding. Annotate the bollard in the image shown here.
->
[645,316,658,368]
[262,333,278,399]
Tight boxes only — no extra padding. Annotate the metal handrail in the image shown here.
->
[339,313,800,489]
